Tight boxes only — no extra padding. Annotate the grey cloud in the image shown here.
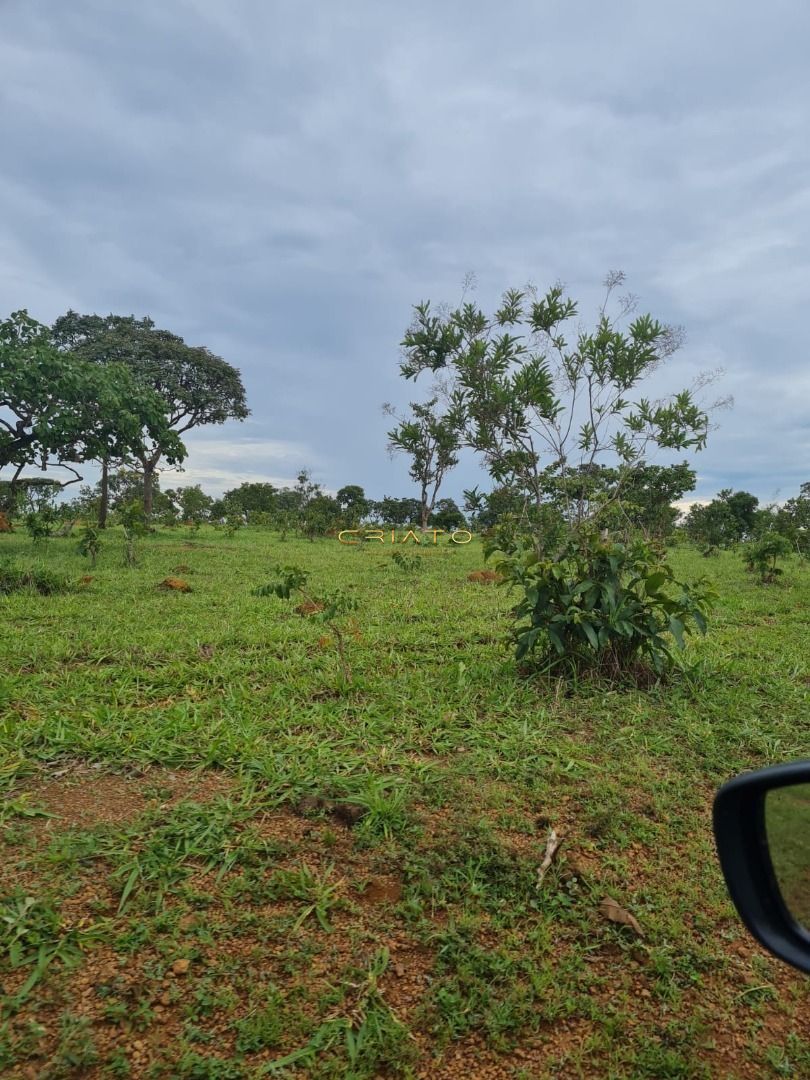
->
[1,0,808,505]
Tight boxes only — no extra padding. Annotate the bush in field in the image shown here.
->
[685,490,759,551]
[223,513,244,538]
[492,529,713,681]
[117,500,149,567]
[0,562,70,595]
[253,564,359,683]
[743,534,792,584]
[24,509,56,543]
[22,484,60,543]
[77,524,102,568]
[390,549,423,575]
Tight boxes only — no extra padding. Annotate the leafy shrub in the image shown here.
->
[492,529,713,680]
[117,500,149,566]
[390,549,423,574]
[0,563,71,595]
[253,564,359,682]
[742,534,792,583]
[223,513,243,537]
[24,509,57,542]
[77,524,102,567]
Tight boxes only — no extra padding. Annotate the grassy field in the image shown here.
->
[2,525,810,1079]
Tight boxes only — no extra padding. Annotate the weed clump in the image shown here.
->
[0,564,71,595]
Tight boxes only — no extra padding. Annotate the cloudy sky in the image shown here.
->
[2,0,808,506]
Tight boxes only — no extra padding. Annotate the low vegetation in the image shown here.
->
[2,526,810,1077]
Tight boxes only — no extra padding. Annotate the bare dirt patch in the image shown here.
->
[13,764,234,831]
[467,570,503,584]
[157,576,192,592]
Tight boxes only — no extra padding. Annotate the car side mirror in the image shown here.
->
[714,760,810,973]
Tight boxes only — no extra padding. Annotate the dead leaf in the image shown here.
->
[600,896,643,936]
[171,958,191,975]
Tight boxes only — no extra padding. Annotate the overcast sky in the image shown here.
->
[2,0,808,506]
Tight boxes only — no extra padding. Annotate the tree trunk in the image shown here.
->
[143,463,155,517]
[4,461,26,516]
[420,487,430,533]
[98,457,109,528]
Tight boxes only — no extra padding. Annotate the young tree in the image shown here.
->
[1,310,179,512]
[399,273,708,538]
[398,273,715,678]
[475,485,529,528]
[717,489,759,540]
[684,499,736,551]
[774,482,810,555]
[383,396,462,532]
[615,462,697,538]
[300,494,342,540]
[51,311,249,518]
[547,461,697,539]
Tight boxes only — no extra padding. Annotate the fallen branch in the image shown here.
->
[536,827,564,887]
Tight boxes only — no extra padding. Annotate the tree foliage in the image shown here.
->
[1,311,178,510]
[399,273,707,530]
[684,489,760,550]
[51,311,249,515]
[494,529,713,679]
[742,533,792,583]
[397,273,714,678]
[336,485,369,525]
[384,395,462,531]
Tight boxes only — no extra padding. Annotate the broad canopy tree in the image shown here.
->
[684,488,760,549]
[369,496,423,526]
[51,311,250,518]
[0,310,180,512]
[336,485,369,525]
[220,482,279,518]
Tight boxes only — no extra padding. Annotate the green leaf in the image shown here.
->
[581,621,599,650]
[668,616,686,650]
[644,571,668,594]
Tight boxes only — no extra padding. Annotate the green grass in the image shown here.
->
[766,785,810,929]
[2,524,810,1077]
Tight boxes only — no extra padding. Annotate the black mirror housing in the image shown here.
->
[713,760,810,974]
